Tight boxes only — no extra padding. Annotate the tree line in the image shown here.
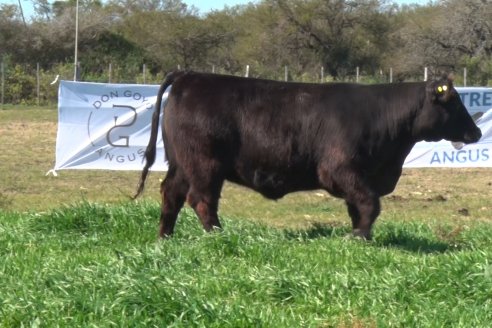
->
[1,0,491,105]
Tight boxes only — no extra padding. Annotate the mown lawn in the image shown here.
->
[1,201,492,327]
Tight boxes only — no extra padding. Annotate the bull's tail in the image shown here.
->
[133,71,183,199]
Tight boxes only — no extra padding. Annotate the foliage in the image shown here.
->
[0,61,70,105]
[1,0,492,105]
[460,56,492,86]
[3,64,35,105]
[274,0,393,79]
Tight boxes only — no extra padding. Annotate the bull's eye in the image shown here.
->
[437,85,448,93]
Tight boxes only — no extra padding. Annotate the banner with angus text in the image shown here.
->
[403,108,492,167]
[53,81,492,172]
[403,86,492,167]
[54,81,168,171]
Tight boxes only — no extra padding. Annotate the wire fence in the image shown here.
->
[0,60,485,108]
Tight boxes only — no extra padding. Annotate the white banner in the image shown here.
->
[403,108,492,167]
[54,81,168,171]
[456,87,492,116]
[53,82,492,172]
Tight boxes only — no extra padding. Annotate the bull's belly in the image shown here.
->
[366,165,403,196]
[226,166,319,200]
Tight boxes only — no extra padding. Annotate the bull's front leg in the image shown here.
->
[346,197,380,240]
[319,164,381,240]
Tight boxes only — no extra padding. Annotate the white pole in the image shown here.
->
[1,61,4,108]
[245,65,249,77]
[424,67,428,82]
[143,64,146,84]
[212,65,215,73]
[284,66,288,81]
[390,67,393,83]
[73,0,79,81]
[36,63,40,106]
[321,66,324,82]
[108,63,112,83]
[356,66,360,83]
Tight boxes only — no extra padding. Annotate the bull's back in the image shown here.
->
[163,72,424,198]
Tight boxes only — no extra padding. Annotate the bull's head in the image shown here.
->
[415,75,482,144]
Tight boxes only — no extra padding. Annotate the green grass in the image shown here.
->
[1,106,492,326]
[1,201,492,327]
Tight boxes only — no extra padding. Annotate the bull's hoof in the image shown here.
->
[205,225,223,233]
[159,232,173,239]
[352,229,372,241]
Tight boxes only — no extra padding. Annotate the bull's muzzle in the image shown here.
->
[464,127,482,144]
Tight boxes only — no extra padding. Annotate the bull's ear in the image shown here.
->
[439,72,454,82]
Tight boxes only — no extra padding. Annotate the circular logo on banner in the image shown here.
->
[86,89,154,165]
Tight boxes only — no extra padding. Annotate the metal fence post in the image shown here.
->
[1,60,4,108]
[74,62,81,81]
[143,64,146,84]
[36,62,40,106]
[108,63,112,83]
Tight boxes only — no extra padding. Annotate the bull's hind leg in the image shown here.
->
[186,164,225,232]
[159,167,189,237]
[187,188,222,232]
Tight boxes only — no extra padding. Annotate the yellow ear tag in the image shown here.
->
[437,86,443,93]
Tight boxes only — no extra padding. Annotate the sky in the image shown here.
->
[1,0,430,20]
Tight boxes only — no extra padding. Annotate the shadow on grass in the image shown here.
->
[283,222,462,254]
[374,233,458,254]
[374,223,467,254]
[283,222,351,241]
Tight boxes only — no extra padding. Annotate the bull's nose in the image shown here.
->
[465,128,482,143]
[475,128,482,140]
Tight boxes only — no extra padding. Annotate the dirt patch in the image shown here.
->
[426,194,447,202]
[387,195,407,202]
[434,225,465,244]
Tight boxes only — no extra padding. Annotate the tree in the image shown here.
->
[273,0,392,79]
[226,1,318,79]
[0,5,22,56]
[106,0,192,16]
[32,0,52,20]
[387,0,492,83]
[116,1,234,72]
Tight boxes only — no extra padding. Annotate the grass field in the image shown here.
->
[1,107,492,326]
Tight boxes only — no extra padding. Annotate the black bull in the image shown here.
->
[135,71,481,239]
